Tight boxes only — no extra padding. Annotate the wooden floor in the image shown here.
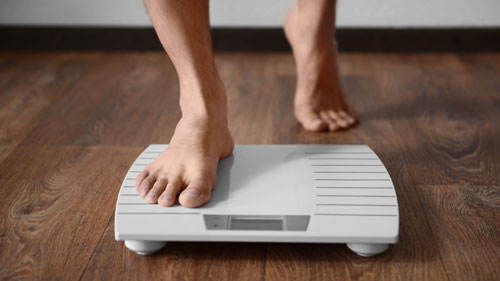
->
[0,51,499,281]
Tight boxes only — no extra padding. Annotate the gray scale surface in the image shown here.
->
[115,144,399,256]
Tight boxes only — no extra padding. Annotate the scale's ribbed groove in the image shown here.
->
[308,148,398,217]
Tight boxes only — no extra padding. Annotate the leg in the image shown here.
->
[136,0,234,208]
[285,0,357,132]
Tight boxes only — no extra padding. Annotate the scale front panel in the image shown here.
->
[115,145,399,244]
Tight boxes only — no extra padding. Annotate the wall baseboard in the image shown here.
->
[1,27,499,52]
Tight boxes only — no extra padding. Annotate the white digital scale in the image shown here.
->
[115,144,399,257]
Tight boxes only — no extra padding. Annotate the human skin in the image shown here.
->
[136,0,356,208]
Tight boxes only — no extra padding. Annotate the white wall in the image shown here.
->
[0,0,499,28]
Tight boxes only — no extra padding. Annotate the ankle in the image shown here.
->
[179,77,228,116]
[180,99,227,122]
[179,111,228,130]
[180,105,228,131]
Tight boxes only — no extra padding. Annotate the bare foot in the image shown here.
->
[284,7,357,132]
[135,85,234,208]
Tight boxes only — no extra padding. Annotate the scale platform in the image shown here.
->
[115,144,399,257]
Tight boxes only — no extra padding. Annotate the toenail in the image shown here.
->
[160,195,172,202]
[313,119,323,124]
[184,189,199,197]
[146,193,154,200]
[139,189,147,196]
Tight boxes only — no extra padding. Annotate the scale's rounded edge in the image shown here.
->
[115,144,166,242]
[366,145,400,245]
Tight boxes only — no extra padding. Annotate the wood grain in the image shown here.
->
[0,51,499,281]
[0,53,96,162]
[0,145,141,280]
[81,228,266,281]
[366,54,500,186]
[418,185,500,281]
[218,53,276,144]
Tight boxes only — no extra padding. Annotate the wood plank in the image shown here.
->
[80,227,266,281]
[98,53,180,145]
[0,145,141,280]
[0,53,67,96]
[0,53,97,162]
[418,185,500,281]
[19,53,178,146]
[371,54,500,186]
[457,53,500,107]
[218,53,275,144]
[369,53,500,279]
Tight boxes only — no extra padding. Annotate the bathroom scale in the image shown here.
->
[115,144,399,257]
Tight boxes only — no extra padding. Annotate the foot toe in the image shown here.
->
[339,110,357,126]
[329,110,353,129]
[320,112,340,131]
[158,180,183,207]
[296,111,328,132]
[135,169,149,191]
[138,176,156,198]
[335,116,350,129]
[145,178,168,203]
[179,180,212,208]
[328,122,340,131]
[305,118,328,132]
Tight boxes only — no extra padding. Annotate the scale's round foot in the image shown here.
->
[124,240,167,255]
[346,243,389,257]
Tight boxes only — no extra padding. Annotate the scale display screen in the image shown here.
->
[230,216,284,230]
[204,215,310,231]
